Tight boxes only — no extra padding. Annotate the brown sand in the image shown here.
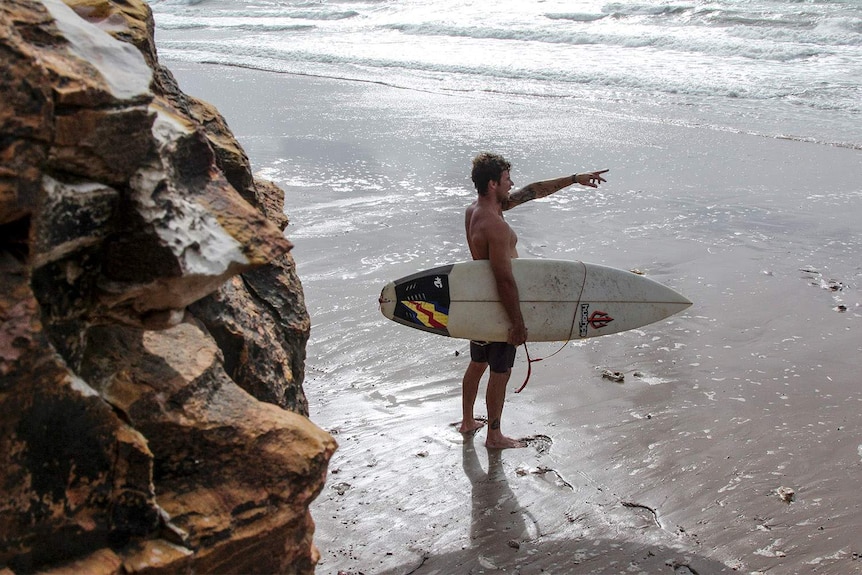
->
[167,62,862,574]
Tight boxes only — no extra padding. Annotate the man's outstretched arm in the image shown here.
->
[503,169,609,211]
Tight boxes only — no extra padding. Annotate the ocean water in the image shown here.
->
[146,0,862,407]
[147,0,862,149]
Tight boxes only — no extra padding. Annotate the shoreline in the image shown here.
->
[164,60,862,574]
[170,59,862,152]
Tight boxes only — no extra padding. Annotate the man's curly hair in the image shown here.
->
[471,153,511,195]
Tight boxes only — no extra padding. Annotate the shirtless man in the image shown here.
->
[460,152,608,449]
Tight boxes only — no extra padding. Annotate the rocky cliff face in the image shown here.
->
[0,0,336,573]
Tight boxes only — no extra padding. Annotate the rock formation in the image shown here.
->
[0,0,336,573]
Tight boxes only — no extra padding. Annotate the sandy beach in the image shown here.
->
[165,61,862,574]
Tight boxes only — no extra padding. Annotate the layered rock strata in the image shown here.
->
[0,0,335,572]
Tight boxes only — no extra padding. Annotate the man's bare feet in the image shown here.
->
[485,435,527,449]
[458,418,486,434]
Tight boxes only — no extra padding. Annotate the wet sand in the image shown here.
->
[166,62,862,574]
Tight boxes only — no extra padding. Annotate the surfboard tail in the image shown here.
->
[379,265,454,336]
[379,282,397,319]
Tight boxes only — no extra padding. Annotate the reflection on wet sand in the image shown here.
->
[462,440,536,563]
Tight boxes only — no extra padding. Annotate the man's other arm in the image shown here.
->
[487,225,527,345]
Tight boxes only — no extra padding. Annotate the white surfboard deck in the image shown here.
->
[379,259,691,342]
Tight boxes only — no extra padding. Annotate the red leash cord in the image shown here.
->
[514,341,569,393]
[515,262,586,393]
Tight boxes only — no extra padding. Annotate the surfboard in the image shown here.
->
[378,259,691,342]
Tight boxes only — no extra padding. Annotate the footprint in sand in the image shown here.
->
[522,434,553,453]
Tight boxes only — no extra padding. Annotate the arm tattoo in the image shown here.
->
[504,185,539,210]
[504,178,570,210]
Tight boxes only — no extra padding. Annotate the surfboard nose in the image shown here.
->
[622,271,692,309]
[670,286,693,309]
[669,290,692,307]
[651,280,692,316]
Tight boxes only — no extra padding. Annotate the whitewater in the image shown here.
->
[147,0,862,149]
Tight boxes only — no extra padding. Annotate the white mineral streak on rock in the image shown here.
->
[175,214,248,276]
[131,107,248,276]
[69,374,100,398]
[149,101,189,147]
[40,0,151,100]
[43,175,108,198]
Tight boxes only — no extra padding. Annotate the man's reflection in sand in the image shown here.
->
[462,439,535,562]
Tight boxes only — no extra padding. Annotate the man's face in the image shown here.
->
[494,170,514,197]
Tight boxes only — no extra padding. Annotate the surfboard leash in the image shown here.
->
[515,341,569,393]
[516,261,586,393]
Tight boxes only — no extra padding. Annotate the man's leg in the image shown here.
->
[459,360,487,433]
[485,368,526,449]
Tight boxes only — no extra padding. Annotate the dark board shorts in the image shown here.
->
[470,341,517,374]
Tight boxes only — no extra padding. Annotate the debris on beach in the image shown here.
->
[666,558,699,574]
[775,486,795,503]
[516,464,574,490]
[800,267,849,311]
[602,369,625,383]
[331,482,352,496]
[800,267,845,292]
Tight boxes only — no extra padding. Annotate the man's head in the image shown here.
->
[471,153,511,195]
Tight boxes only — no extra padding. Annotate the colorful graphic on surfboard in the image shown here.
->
[378,259,691,342]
